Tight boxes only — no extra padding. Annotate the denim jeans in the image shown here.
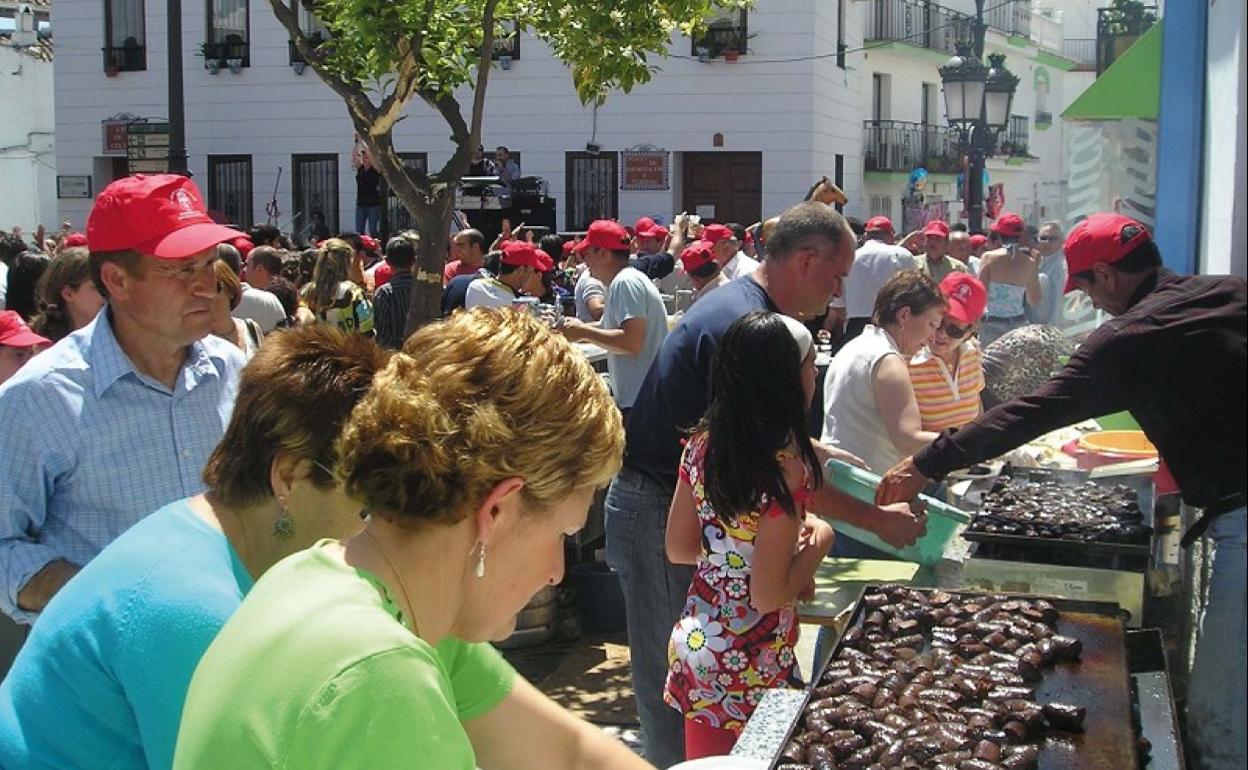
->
[355,205,381,237]
[605,467,695,769]
[1186,506,1246,770]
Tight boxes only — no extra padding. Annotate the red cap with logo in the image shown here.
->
[573,220,632,254]
[63,232,89,248]
[939,272,987,325]
[0,310,51,348]
[865,216,895,234]
[990,212,1025,238]
[680,241,716,273]
[922,220,950,238]
[701,224,735,245]
[86,174,243,260]
[1062,213,1152,293]
[501,241,544,270]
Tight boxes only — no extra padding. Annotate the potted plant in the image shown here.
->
[104,61,120,77]
[695,45,711,62]
[497,54,513,70]
[227,57,243,74]
[197,42,222,74]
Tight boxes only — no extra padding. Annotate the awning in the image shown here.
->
[1062,21,1163,121]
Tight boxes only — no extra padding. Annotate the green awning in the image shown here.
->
[1062,21,1162,121]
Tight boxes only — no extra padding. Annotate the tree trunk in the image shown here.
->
[407,189,455,333]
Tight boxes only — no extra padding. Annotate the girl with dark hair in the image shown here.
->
[5,251,52,321]
[663,310,836,759]
[30,248,105,342]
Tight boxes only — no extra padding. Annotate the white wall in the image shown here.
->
[0,45,56,231]
[53,0,864,231]
[1200,0,1246,277]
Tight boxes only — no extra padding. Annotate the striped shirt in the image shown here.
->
[0,307,243,623]
[909,341,984,432]
[372,271,413,349]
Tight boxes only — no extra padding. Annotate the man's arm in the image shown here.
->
[562,316,645,355]
[16,560,80,614]
[629,251,674,280]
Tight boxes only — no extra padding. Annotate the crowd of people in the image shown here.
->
[0,171,1242,770]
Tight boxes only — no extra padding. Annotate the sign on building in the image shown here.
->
[620,149,669,191]
[127,122,171,174]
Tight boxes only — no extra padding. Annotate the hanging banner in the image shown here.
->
[619,150,670,191]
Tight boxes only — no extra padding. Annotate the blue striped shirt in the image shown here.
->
[0,307,244,624]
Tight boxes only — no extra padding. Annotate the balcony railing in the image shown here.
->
[865,0,974,56]
[102,43,145,72]
[985,0,1031,38]
[1001,115,1030,157]
[202,38,249,65]
[1096,4,1157,74]
[863,120,961,174]
[1062,38,1097,71]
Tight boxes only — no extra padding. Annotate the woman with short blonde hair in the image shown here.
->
[175,310,648,770]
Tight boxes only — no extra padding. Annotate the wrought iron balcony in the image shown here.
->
[102,43,145,72]
[202,38,249,65]
[1096,4,1157,74]
[865,0,973,55]
[1001,114,1030,157]
[863,120,962,174]
[984,0,1031,38]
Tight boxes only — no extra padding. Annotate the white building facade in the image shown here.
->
[1,0,55,233]
[52,0,874,237]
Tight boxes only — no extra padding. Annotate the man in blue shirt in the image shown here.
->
[0,174,247,624]
[611,202,929,767]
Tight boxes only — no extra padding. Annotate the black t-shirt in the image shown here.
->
[441,272,480,317]
[356,167,382,207]
[623,275,779,487]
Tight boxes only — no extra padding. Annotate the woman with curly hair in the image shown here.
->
[175,310,647,770]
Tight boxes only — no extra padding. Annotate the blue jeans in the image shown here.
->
[605,467,695,769]
[355,205,380,237]
[1186,506,1246,770]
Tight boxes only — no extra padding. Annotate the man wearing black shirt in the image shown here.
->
[878,213,1247,770]
[353,144,382,238]
[613,202,928,767]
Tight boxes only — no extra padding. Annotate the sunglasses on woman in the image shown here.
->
[940,321,970,338]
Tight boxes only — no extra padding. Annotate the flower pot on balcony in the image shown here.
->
[696,45,710,63]
[205,59,220,74]
[292,60,306,75]
[105,64,119,77]
[498,54,512,71]
[723,48,740,62]
[227,58,243,74]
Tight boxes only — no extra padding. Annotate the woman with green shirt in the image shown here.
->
[175,309,651,770]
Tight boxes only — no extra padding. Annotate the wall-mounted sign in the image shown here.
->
[103,122,129,155]
[620,150,669,191]
[57,176,93,199]
[127,122,171,174]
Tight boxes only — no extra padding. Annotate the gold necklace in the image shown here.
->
[361,527,422,638]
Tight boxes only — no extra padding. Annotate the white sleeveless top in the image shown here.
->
[820,324,905,475]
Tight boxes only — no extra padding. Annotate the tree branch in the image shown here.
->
[470,0,500,149]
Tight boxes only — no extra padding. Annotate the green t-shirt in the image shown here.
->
[173,540,516,769]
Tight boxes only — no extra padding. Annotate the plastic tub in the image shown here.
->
[823,459,971,566]
[1077,430,1158,458]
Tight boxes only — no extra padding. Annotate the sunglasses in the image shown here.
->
[1037,235,1057,242]
[940,321,970,338]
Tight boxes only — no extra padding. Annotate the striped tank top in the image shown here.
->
[909,341,985,432]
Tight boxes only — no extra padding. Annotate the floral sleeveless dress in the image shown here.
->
[663,433,811,734]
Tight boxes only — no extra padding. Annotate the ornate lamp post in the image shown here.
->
[939,2,1019,233]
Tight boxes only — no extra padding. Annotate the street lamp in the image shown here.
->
[938,16,1019,232]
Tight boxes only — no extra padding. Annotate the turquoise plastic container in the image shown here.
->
[824,459,971,566]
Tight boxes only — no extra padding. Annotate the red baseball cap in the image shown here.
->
[535,249,555,273]
[969,234,988,249]
[939,272,987,325]
[573,220,631,254]
[360,235,380,252]
[0,310,51,348]
[86,174,243,260]
[561,240,575,255]
[63,232,89,248]
[635,218,669,240]
[1062,213,1152,293]
[865,216,895,234]
[990,212,1025,238]
[501,241,543,270]
[680,241,716,272]
[923,220,950,238]
[700,224,735,245]
[231,236,254,260]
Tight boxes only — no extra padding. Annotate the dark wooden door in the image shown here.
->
[681,152,761,225]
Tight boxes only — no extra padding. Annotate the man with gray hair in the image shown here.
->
[1026,220,1068,326]
[610,201,928,767]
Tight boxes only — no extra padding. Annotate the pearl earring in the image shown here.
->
[475,542,487,579]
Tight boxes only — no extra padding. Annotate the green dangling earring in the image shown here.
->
[273,496,295,541]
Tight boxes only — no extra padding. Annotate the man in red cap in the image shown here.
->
[0,310,50,386]
[679,240,728,305]
[916,219,968,285]
[0,174,247,622]
[702,223,758,280]
[877,213,1246,770]
[976,211,1042,346]
[627,217,676,281]
[561,219,669,413]
[464,240,543,310]
[835,215,918,348]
